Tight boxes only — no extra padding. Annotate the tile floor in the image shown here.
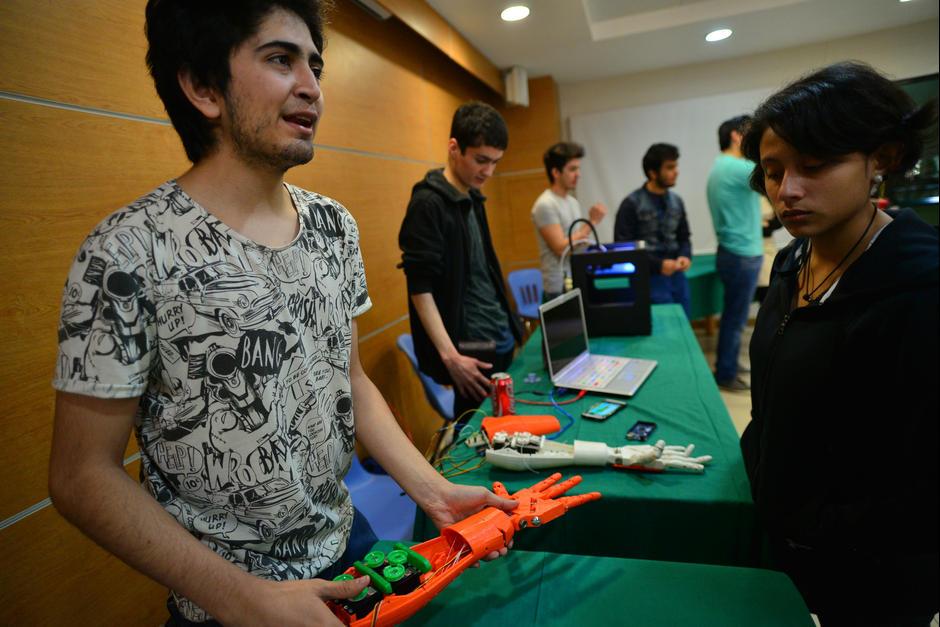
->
[694,320,939,627]
[693,323,754,436]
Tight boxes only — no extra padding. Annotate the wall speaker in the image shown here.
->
[349,0,392,20]
[504,66,529,107]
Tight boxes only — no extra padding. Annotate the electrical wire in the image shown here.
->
[566,218,605,253]
[419,542,467,590]
[515,389,586,406]
[425,408,485,462]
[440,458,487,478]
[559,218,608,291]
[545,387,577,440]
[558,237,599,291]
[433,410,489,477]
[435,446,482,473]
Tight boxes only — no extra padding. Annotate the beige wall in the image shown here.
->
[559,19,940,121]
[0,0,559,623]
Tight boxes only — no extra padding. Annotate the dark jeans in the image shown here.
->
[452,349,514,433]
[165,507,379,626]
[649,271,691,318]
[715,247,762,382]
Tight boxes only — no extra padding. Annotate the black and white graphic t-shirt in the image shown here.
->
[53,181,371,621]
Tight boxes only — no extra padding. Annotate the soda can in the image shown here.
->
[490,372,514,416]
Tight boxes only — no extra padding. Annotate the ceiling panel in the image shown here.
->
[425,0,939,82]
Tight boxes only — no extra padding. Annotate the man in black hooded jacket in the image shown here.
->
[399,102,522,426]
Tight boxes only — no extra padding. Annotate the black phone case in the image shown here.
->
[458,340,498,368]
[626,420,657,441]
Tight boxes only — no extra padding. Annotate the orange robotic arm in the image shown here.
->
[328,474,601,627]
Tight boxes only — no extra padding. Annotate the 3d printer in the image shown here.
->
[569,240,651,336]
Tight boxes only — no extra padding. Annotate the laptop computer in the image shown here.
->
[538,288,656,397]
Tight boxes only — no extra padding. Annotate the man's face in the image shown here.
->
[652,159,679,188]
[554,158,581,192]
[449,141,504,190]
[221,9,324,171]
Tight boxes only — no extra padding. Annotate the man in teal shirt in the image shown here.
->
[706,115,763,391]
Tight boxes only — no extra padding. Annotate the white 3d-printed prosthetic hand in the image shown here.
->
[485,432,712,473]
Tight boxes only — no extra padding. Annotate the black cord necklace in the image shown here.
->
[800,204,878,305]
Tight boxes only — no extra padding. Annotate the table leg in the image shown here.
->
[705,315,716,336]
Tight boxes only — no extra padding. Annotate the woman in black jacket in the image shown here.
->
[740,62,938,626]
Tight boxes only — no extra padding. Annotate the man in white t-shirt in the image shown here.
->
[48,2,515,625]
[531,142,607,300]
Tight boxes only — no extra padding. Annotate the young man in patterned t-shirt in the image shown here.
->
[48,2,515,625]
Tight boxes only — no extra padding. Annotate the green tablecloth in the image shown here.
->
[415,304,755,567]
[687,253,723,321]
[370,544,812,627]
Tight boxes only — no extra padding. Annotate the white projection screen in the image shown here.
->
[569,86,775,253]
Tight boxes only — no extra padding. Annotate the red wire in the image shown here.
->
[515,390,586,406]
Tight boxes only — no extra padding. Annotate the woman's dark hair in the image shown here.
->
[741,61,936,195]
[450,101,509,152]
[145,0,329,163]
[642,143,679,179]
[543,142,585,183]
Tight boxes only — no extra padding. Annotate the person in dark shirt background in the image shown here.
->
[614,143,692,317]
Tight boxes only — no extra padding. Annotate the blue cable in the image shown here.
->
[545,387,576,440]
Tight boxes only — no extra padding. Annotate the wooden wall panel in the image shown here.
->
[419,36,504,161]
[488,76,562,273]
[0,0,161,117]
[0,100,187,521]
[319,7,437,163]
[497,76,562,174]
[491,172,545,271]
[0,1,557,624]
[0,0,479,165]
[0,460,168,624]
[376,0,503,95]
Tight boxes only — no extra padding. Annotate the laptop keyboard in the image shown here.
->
[566,356,625,388]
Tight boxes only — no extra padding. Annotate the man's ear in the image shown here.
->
[177,68,222,120]
[446,138,461,156]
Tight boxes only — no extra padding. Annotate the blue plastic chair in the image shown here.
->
[345,454,416,541]
[508,268,543,322]
[396,333,454,422]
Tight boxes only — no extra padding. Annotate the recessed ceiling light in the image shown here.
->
[501,5,530,22]
[706,28,733,42]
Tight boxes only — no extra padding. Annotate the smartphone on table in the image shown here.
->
[581,398,627,421]
[626,420,657,441]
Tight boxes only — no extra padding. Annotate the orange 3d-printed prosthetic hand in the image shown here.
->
[328,474,601,626]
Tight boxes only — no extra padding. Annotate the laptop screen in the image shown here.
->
[542,293,588,375]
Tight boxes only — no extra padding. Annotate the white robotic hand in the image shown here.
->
[485,432,712,474]
[618,441,713,473]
